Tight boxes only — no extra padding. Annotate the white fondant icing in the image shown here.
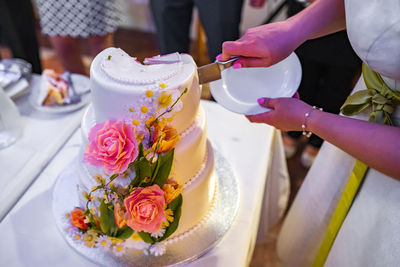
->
[78,48,215,250]
[89,48,201,133]
[101,48,183,85]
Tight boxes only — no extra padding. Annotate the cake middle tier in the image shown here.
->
[80,104,208,186]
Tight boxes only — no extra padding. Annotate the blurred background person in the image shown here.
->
[0,0,42,74]
[34,0,119,75]
[149,0,244,62]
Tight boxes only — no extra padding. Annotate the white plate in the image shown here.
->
[29,73,90,114]
[210,52,302,115]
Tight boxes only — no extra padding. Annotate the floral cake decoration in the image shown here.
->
[65,81,188,257]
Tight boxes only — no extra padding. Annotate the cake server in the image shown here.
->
[197,56,240,84]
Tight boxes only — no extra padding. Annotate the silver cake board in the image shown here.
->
[52,149,240,266]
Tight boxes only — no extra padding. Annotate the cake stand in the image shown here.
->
[52,149,240,266]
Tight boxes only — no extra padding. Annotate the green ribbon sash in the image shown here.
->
[341,64,400,125]
[313,63,398,267]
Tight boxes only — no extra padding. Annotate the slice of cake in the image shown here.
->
[65,48,216,257]
[40,69,69,106]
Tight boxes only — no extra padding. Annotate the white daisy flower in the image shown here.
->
[112,243,127,257]
[149,242,166,256]
[154,89,183,119]
[151,227,166,238]
[83,230,99,248]
[68,228,84,244]
[96,235,112,250]
[142,88,156,104]
[67,226,79,238]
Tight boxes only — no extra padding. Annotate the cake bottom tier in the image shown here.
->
[170,140,216,238]
[76,140,216,240]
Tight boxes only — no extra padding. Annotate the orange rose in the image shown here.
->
[124,185,165,233]
[70,207,88,229]
[151,124,179,153]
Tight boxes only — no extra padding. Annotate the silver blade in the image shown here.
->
[197,56,240,84]
[197,62,222,84]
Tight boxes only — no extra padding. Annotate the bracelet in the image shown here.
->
[302,106,323,138]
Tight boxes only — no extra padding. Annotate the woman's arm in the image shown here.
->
[220,0,346,67]
[288,0,346,41]
[247,97,400,180]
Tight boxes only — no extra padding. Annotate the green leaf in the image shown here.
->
[153,149,174,188]
[99,200,117,236]
[130,156,152,188]
[158,194,183,242]
[138,231,155,244]
[138,142,144,158]
[116,226,134,240]
[128,143,145,170]
[109,173,119,182]
[150,155,161,183]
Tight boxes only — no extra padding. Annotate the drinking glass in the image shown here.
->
[0,86,22,149]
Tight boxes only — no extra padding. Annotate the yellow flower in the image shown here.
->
[93,174,105,185]
[163,179,182,204]
[108,236,123,244]
[146,90,154,98]
[162,208,174,227]
[157,91,172,108]
[145,116,157,126]
[130,232,142,241]
[141,106,149,113]
[129,108,134,112]
[132,120,140,126]
[160,82,167,88]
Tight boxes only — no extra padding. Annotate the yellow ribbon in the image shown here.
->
[313,63,398,267]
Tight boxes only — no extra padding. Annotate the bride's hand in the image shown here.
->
[219,21,301,68]
[246,97,312,132]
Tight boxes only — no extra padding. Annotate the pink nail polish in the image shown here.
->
[233,63,242,69]
[257,98,265,105]
[216,54,222,60]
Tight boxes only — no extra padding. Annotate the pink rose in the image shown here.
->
[84,120,138,174]
[124,185,166,233]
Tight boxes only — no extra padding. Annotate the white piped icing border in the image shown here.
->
[165,175,218,245]
[178,110,201,139]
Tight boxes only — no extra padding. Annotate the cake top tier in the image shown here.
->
[89,48,200,133]
[100,48,183,85]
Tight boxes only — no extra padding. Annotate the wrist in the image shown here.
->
[286,12,310,47]
[302,106,323,137]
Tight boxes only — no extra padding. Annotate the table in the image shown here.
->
[0,100,289,267]
[0,74,87,220]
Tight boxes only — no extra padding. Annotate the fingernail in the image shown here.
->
[216,54,222,60]
[233,63,242,69]
[257,98,265,105]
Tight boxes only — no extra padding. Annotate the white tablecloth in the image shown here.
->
[0,74,87,220]
[0,100,289,266]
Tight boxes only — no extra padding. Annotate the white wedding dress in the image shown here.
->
[276,0,400,266]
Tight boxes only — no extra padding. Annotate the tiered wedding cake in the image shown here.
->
[65,47,217,256]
